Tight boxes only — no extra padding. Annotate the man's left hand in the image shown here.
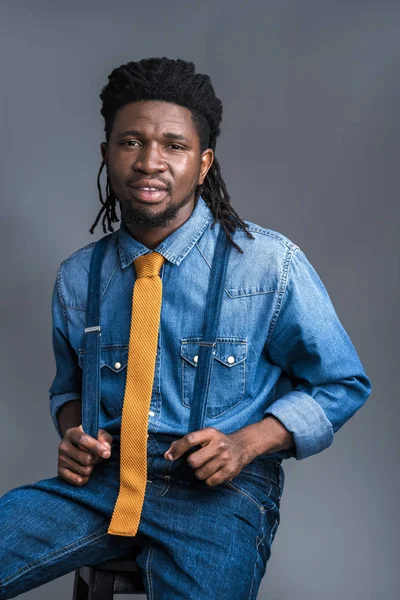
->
[163,427,251,487]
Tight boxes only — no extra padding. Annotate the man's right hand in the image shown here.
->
[57,425,113,486]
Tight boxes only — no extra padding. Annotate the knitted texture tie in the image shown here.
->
[108,251,166,536]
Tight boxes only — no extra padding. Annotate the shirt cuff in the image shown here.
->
[50,392,82,439]
[264,391,334,460]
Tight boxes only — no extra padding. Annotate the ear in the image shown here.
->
[100,142,108,163]
[198,149,214,185]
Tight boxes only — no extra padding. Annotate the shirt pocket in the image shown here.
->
[180,337,247,418]
[78,344,129,419]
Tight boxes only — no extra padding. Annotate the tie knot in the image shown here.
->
[134,252,166,278]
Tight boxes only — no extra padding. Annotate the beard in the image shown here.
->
[118,178,199,230]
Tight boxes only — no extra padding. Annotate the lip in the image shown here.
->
[129,187,168,202]
[129,179,168,191]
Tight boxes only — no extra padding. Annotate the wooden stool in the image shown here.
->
[72,550,146,599]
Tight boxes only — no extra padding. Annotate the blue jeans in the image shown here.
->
[0,433,284,599]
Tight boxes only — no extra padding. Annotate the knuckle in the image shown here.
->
[79,433,89,446]
[58,441,67,453]
[186,433,195,444]
[186,455,195,467]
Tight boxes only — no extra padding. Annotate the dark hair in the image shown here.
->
[90,57,255,253]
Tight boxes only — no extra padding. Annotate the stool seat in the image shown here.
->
[72,550,146,599]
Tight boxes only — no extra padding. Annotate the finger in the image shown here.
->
[68,426,111,459]
[57,466,89,487]
[97,429,113,450]
[193,455,226,481]
[165,428,216,461]
[59,454,94,478]
[59,440,100,467]
[205,466,234,487]
[185,441,222,470]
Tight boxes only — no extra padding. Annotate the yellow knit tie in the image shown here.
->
[108,251,166,536]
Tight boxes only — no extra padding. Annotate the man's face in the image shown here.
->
[101,100,213,230]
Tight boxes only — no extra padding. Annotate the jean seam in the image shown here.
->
[146,542,154,600]
[247,561,257,600]
[225,479,275,513]
[157,459,173,497]
[224,480,274,512]
[269,515,279,546]
[0,527,109,586]
[247,536,263,600]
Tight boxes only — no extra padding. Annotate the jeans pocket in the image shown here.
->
[223,461,280,512]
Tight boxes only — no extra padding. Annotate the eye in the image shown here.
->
[168,144,184,150]
[121,140,140,147]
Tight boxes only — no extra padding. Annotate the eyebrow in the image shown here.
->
[117,130,189,142]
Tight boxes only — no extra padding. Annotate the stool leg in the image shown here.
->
[72,570,89,600]
[88,568,115,600]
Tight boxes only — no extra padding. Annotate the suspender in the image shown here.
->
[187,225,231,433]
[81,233,113,440]
[81,225,232,440]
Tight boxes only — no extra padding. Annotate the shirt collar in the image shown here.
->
[117,195,214,268]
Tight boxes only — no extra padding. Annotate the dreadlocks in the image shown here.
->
[90,57,255,253]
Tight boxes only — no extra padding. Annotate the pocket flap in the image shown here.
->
[180,338,247,368]
[180,339,202,367]
[213,340,247,367]
[78,345,129,372]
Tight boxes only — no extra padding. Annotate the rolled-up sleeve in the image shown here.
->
[264,247,372,460]
[48,268,82,439]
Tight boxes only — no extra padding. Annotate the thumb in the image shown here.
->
[97,429,113,451]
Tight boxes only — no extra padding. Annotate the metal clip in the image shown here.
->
[84,326,101,334]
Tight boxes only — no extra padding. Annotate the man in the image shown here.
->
[0,57,371,599]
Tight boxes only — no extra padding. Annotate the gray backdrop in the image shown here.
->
[0,1,398,599]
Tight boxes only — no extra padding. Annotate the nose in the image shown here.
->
[132,142,167,174]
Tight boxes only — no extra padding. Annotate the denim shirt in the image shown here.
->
[48,195,372,461]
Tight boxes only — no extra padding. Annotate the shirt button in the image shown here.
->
[193,355,198,363]
[114,362,122,370]
[227,356,235,364]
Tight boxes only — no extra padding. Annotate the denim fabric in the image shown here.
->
[0,433,284,599]
[48,195,371,461]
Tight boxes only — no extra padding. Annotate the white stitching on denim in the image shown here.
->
[269,516,279,546]
[146,542,154,600]
[225,481,265,511]
[249,513,267,600]
[158,459,173,497]
[247,552,259,600]
[0,528,109,586]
